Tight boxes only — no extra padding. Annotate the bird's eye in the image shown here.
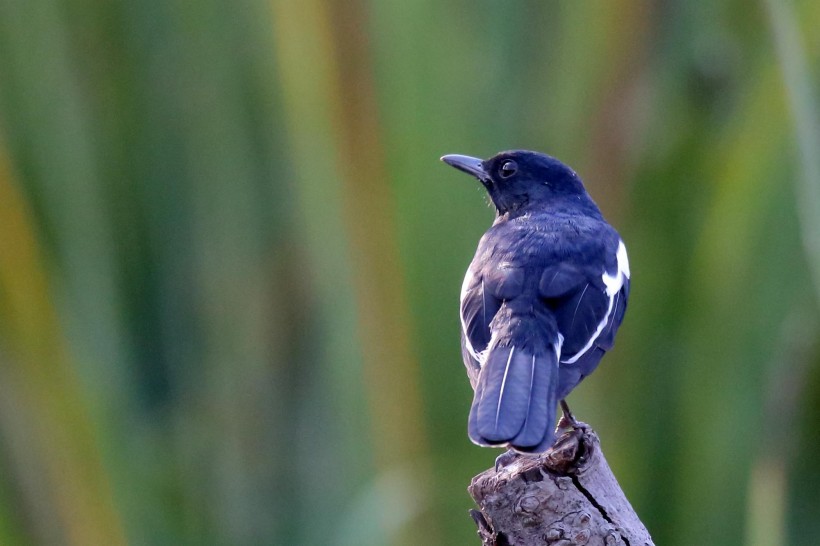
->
[499,160,517,178]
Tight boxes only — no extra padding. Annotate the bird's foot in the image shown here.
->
[494,448,519,472]
[556,399,580,433]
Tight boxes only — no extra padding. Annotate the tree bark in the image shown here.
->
[468,423,654,546]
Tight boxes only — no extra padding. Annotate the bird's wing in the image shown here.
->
[460,334,481,388]
[541,240,630,365]
[459,263,525,368]
[554,275,629,400]
[597,275,629,351]
[460,266,500,367]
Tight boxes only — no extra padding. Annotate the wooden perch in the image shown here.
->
[468,423,654,546]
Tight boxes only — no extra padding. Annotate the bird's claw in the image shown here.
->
[556,399,580,433]
[494,448,519,472]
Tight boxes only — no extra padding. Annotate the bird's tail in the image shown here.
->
[468,342,559,453]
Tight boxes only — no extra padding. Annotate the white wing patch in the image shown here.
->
[615,240,630,282]
[460,268,483,364]
[561,240,629,364]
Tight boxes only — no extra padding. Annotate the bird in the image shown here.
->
[440,150,630,455]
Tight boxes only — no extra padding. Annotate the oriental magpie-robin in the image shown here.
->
[441,150,630,453]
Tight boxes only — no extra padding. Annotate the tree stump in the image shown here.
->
[468,423,654,546]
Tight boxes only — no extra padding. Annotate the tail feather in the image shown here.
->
[472,346,530,442]
[468,344,559,451]
[511,351,558,449]
[467,364,487,444]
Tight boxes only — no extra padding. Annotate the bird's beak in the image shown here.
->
[441,154,488,181]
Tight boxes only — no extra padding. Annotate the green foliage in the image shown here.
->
[0,1,818,544]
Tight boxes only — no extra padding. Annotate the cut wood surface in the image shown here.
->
[468,423,654,546]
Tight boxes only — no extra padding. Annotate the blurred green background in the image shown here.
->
[0,0,819,545]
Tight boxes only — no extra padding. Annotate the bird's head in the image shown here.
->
[441,150,588,215]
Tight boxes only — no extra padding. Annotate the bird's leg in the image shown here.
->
[556,399,579,432]
[494,448,519,471]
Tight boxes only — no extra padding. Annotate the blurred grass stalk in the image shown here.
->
[0,139,125,545]
[745,312,815,546]
[746,1,820,545]
[269,1,437,544]
[764,0,820,304]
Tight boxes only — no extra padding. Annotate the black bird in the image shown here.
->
[441,150,630,454]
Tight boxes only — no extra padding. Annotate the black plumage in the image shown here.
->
[442,150,630,453]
